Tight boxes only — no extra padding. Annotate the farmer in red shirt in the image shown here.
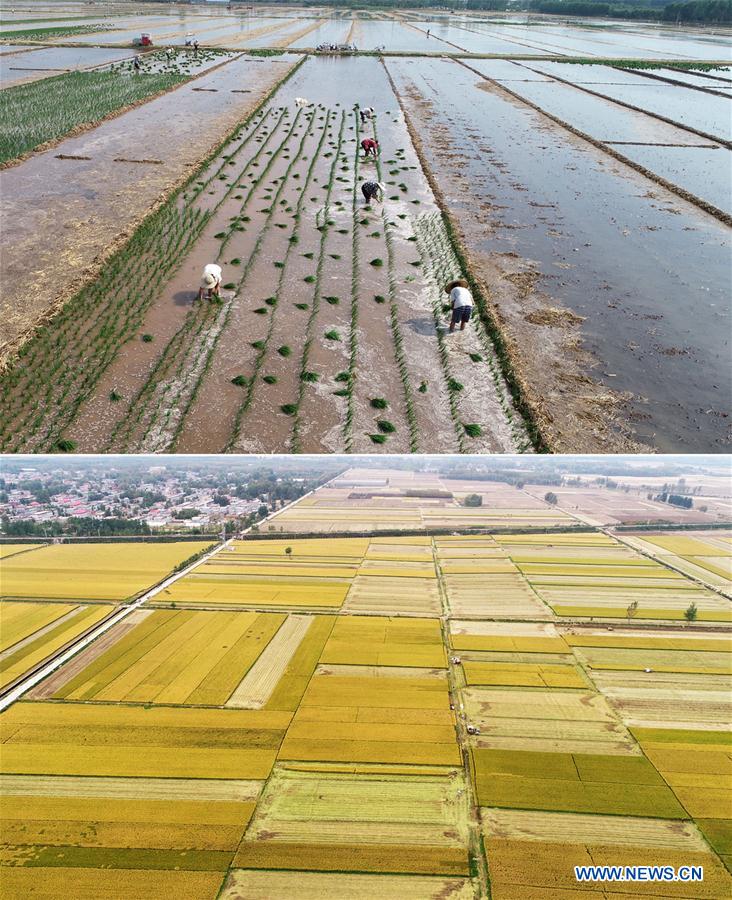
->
[361,138,379,158]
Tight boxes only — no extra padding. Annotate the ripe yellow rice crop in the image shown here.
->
[161,577,349,609]
[0,543,46,560]
[221,871,475,900]
[0,604,110,690]
[229,538,369,557]
[642,535,730,556]
[233,841,469,875]
[463,662,585,689]
[264,615,336,711]
[1,541,214,602]
[1,601,79,652]
[0,869,225,900]
[451,635,569,654]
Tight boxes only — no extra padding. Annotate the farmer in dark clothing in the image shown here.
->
[132,55,141,72]
[362,181,385,204]
[361,137,379,158]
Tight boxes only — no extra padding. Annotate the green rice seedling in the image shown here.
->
[464,423,482,437]
[230,258,241,265]
[231,375,248,386]
[262,375,277,384]
[369,433,387,444]
[330,254,341,260]
[214,232,226,238]
[418,381,428,393]
[223,282,236,290]
[301,371,319,382]
[295,303,309,310]
[448,379,464,392]
[370,258,384,267]
[289,234,299,244]
[410,260,421,267]
[407,236,418,242]
[142,333,154,343]
[265,297,277,307]
[273,261,284,268]
[251,341,265,350]
[303,252,315,259]
[470,352,483,362]
[324,296,339,305]
[281,403,297,415]
[377,419,395,433]
[278,346,292,357]
[374,295,386,304]
[53,438,76,452]
[253,307,268,315]
[335,372,350,382]
[304,275,316,284]
[334,388,349,397]
[370,397,388,409]
[337,228,348,235]
[109,390,122,402]
[369,231,381,238]
[325,330,341,341]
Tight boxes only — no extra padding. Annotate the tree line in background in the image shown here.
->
[296,0,731,23]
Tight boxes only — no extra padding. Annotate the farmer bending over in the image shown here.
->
[199,263,222,301]
[361,137,379,158]
[446,278,473,332]
[361,181,385,204]
[132,55,141,72]
[359,106,375,124]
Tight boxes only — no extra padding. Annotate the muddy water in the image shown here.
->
[288,20,351,49]
[522,61,732,142]
[0,54,297,351]
[0,45,135,86]
[387,57,731,452]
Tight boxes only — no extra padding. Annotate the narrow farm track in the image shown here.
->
[0,55,526,453]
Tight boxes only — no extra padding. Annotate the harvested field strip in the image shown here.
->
[264,615,336,712]
[0,69,185,164]
[0,775,262,802]
[221,871,475,899]
[482,808,709,849]
[343,576,442,616]
[0,604,110,690]
[451,636,568,653]
[464,688,618,723]
[342,107,361,451]
[551,605,732,622]
[226,615,311,708]
[575,645,731,674]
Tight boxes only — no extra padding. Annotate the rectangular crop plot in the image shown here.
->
[161,576,350,609]
[234,766,470,875]
[0,541,213,602]
[472,748,685,817]
[443,575,550,618]
[221,871,475,899]
[321,616,446,667]
[0,601,110,690]
[463,661,585,689]
[32,608,289,706]
[2,702,288,780]
[279,667,459,767]
[342,576,442,616]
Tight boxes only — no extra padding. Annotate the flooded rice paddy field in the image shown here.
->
[0,3,730,452]
[386,57,730,452]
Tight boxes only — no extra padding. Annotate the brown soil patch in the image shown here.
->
[525,306,585,327]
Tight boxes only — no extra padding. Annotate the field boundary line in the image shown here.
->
[457,58,732,228]
[0,538,227,712]
[380,57,548,452]
[514,59,732,149]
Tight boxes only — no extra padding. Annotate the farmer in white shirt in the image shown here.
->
[446,278,473,332]
[199,263,222,301]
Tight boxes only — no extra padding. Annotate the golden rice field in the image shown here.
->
[0,524,730,897]
[0,541,214,602]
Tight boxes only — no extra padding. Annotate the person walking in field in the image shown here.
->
[361,137,379,158]
[359,106,375,125]
[361,181,385,204]
[446,278,473,332]
[199,263,222,301]
[132,55,141,72]
[193,40,199,57]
